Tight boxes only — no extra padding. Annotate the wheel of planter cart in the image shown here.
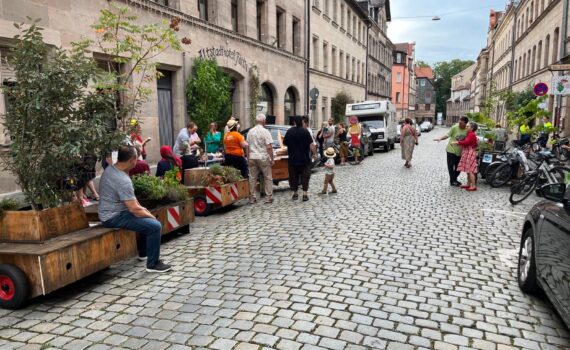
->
[194,195,212,216]
[0,264,29,310]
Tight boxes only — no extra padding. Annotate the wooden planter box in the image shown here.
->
[0,202,88,243]
[272,157,289,181]
[184,168,210,186]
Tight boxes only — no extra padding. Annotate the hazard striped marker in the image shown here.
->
[230,183,239,201]
[167,206,181,231]
[206,186,223,205]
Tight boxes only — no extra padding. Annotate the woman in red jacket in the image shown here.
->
[452,122,479,191]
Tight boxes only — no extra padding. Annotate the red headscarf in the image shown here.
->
[160,145,182,168]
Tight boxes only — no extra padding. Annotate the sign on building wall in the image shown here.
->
[552,76,570,95]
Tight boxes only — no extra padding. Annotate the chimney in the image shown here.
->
[489,10,497,29]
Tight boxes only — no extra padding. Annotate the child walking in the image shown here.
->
[320,147,337,194]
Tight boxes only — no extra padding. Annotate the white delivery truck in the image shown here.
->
[345,100,397,152]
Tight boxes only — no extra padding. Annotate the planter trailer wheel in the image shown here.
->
[0,264,29,310]
[518,228,540,294]
[193,195,212,217]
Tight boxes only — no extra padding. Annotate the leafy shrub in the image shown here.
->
[132,175,167,201]
[202,165,243,186]
[0,198,21,219]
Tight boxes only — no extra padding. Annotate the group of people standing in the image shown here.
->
[316,116,363,165]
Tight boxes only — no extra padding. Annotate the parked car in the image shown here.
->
[415,122,422,136]
[420,121,433,132]
[517,183,570,328]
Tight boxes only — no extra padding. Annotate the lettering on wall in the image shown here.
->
[198,46,249,71]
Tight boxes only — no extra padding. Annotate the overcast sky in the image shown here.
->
[387,0,509,65]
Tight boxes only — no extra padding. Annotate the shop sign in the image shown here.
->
[198,46,249,71]
[552,76,570,95]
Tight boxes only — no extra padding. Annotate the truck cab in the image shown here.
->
[345,101,397,152]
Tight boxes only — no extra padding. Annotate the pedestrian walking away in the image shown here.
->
[283,116,317,202]
[452,122,479,191]
[435,116,468,186]
[247,113,275,204]
[98,145,171,273]
[223,118,249,178]
[400,117,418,168]
[319,147,338,195]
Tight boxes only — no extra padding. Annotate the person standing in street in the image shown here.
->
[284,116,317,202]
[319,147,337,195]
[348,116,362,164]
[538,116,553,148]
[99,145,171,273]
[519,122,531,145]
[246,113,275,204]
[174,122,200,156]
[205,122,222,154]
[452,122,479,191]
[223,118,249,178]
[435,116,468,186]
[493,123,508,151]
[400,118,418,168]
[316,122,327,161]
[336,123,348,166]
[323,118,336,148]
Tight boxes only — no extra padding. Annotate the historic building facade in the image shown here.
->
[391,42,416,120]
[415,66,436,122]
[308,0,369,127]
[359,0,393,101]
[446,63,476,126]
[0,0,308,192]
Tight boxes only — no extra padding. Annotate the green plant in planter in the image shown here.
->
[0,198,20,219]
[163,168,188,202]
[132,175,167,201]
[1,21,125,210]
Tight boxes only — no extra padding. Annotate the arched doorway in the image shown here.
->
[260,83,274,116]
[284,87,298,119]
[220,67,245,120]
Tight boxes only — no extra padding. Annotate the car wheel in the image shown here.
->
[369,144,374,156]
[390,140,395,150]
[518,227,540,294]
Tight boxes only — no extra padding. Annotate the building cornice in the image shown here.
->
[514,0,561,47]
[309,68,366,88]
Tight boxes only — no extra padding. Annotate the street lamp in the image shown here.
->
[432,16,441,21]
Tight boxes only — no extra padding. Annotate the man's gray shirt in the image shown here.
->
[98,165,136,222]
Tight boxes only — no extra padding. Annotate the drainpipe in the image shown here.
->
[365,22,371,101]
[183,51,188,121]
[305,0,310,117]
[508,7,517,89]
[555,0,569,127]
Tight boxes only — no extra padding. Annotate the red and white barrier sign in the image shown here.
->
[167,206,181,231]
[205,184,240,205]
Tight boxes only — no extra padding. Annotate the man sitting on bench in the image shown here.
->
[98,145,172,273]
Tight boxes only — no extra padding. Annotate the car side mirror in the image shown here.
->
[538,183,567,203]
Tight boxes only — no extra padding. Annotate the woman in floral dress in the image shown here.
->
[452,122,479,191]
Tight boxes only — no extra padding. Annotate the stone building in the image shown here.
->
[480,0,570,132]
[391,42,416,120]
[414,66,436,123]
[358,0,393,101]
[446,63,476,126]
[309,0,369,127]
[0,0,308,192]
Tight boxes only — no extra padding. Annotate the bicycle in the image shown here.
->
[551,133,570,162]
[509,151,570,205]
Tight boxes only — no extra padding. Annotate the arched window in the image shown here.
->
[537,41,542,71]
[260,83,274,116]
[284,87,297,118]
[553,28,560,63]
[545,34,550,67]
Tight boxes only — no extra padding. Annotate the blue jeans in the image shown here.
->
[102,211,162,267]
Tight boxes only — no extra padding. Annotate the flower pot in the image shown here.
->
[0,202,88,242]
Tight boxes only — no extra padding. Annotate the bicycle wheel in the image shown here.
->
[483,162,502,181]
[488,163,513,188]
[548,166,570,184]
[554,146,569,162]
[509,172,539,205]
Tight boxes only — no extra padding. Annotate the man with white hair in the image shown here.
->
[246,113,275,204]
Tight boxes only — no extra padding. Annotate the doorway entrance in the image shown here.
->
[157,70,174,147]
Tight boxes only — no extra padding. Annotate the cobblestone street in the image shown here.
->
[1,127,569,350]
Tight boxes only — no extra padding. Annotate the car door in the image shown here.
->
[536,196,570,313]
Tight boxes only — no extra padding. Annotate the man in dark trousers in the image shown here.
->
[99,145,171,273]
[284,116,317,201]
[435,116,468,186]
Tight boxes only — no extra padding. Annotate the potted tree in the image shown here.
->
[0,21,125,242]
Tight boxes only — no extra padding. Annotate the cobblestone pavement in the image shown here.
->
[1,127,570,350]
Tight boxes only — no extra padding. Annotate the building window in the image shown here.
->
[339,51,344,78]
[322,97,328,118]
[396,92,401,102]
[151,0,169,6]
[340,4,345,28]
[292,17,300,54]
[312,36,319,69]
[198,0,208,20]
[345,55,350,80]
[276,7,285,49]
[257,1,266,41]
[347,11,351,35]
[425,104,431,111]
[331,46,337,76]
[552,27,560,63]
[323,0,329,16]
[420,79,426,86]
[333,0,338,22]
[231,0,238,32]
[353,16,356,37]
[396,53,402,64]
[323,42,329,73]
[260,83,274,115]
[396,72,402,83]
[284,88,297,118]
[544,34,550,67]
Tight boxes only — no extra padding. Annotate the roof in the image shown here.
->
[394,43,409,53]
[415,66,434,79]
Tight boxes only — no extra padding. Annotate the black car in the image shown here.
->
[517,182,570,327]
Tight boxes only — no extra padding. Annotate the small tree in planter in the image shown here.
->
[331,91,352,123]
[186,58,232,135]
[1,21,125,210]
